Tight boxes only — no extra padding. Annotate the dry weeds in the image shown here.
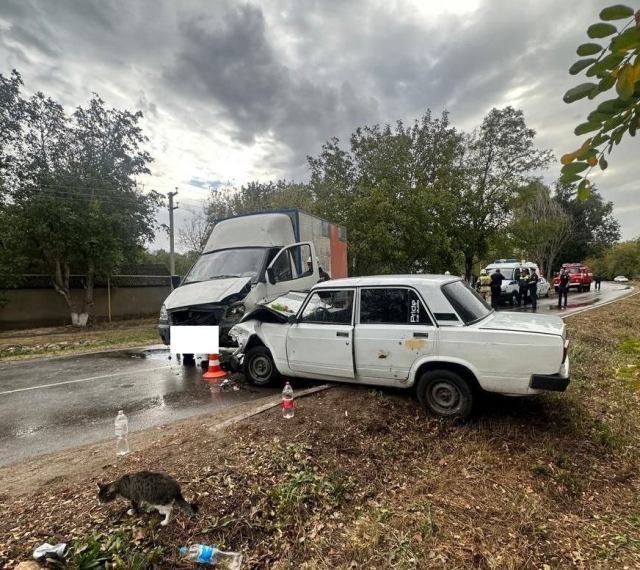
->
[1,296,640,569]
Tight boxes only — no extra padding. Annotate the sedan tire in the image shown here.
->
[416,370,474,420]
[243,346,280,387]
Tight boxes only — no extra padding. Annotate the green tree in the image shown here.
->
[308,111,463,275]
[453,107,554,279]
[586,239,640,279]
[510,181,575,279]
[561,5,640,197]
[205,180,315,220]
[2,80,160,325]
[0,70,24,178]
[552,182,621,266]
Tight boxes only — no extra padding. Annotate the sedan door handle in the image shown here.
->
[413,332,429,338]
[337,331,349,338]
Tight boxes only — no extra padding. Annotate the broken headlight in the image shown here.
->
[225,303,246,319]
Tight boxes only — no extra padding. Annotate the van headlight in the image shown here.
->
[226,303,246,319]
[159,304,168,321]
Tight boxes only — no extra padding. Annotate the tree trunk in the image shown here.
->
[51,259,78,316]
[464,251,474,282]
[77,259,95,327]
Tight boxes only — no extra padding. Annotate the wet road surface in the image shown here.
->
[498,280,634,316]
[0,348,283,468]
[0,281,633,468]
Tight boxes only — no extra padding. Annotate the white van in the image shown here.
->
[484,259,540,306]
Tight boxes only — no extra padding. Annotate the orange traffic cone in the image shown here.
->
[203,353,227,383]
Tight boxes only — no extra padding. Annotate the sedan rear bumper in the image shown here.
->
[529,373,570,392]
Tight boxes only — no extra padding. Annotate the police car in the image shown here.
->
[484,259,541,306]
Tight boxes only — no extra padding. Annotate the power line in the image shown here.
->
[8,187,208,207]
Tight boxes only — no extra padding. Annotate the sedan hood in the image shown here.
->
[478,311,565,337]
[164,277,251,310]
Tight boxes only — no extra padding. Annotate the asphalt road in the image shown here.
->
[0,281,634,468]
[0,348,282,468]
[501,280,633,316]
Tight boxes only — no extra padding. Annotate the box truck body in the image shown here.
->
[158,209,347,356]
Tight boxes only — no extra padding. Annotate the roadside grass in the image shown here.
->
[0,318,158,361]
[1,295,640,568]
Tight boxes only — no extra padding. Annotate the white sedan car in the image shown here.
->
[229,276,570,419]
[614,275,629,282]
[537,277,551,298]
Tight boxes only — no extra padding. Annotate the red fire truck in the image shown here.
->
[553,263,593,293]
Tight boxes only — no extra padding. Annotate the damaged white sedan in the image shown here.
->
[229,275,570,419]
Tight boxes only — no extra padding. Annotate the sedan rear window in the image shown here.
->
[441,281,492,325]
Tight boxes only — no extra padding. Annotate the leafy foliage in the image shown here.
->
[451,107,553,278]
[45,530,163,570]
[510,181,575,279]
[562,5,640,195]
[307,111,463,275]
[553,181,621,265]
[0,70,160,324]
[585,238,640,278]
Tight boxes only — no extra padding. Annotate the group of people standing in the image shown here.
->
[476,267,539,311]
[516,267,539,310]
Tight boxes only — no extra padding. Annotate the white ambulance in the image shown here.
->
[484,259,541,306]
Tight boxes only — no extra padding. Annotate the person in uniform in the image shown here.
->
[490,268,504,310]
[528,267,539,311]
[517,268,530,307]
[558,268,570,309]
[476,269,492,302]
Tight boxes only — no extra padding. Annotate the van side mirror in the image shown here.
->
[287,314,297,324]
[267,267,276,285]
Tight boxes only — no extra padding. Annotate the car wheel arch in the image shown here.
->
[410,359,482,393]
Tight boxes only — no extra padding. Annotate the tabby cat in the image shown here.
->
[97,470,199,526]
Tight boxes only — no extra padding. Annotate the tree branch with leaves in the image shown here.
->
[562,5,640,198]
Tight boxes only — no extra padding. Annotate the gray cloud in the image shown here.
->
[0,0,637,241]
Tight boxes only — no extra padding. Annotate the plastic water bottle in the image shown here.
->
[282,382,294,419]
[179,544,243,568]
[114,410,129,456]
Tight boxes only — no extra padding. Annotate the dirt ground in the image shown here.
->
[1,295,640,569]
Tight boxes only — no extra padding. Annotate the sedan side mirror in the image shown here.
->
[287,314,298,324]
[267,267,276,285]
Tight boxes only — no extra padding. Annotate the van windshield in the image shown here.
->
[183,248,268,284]
[487,268,515,280]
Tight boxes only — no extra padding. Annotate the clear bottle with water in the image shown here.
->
[282,382,294,419]
[114,410,129,456]
[179,544,243,569]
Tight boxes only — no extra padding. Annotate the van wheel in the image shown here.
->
[182,353,195,365]
[416,370,474,420]
[243,346,280,387]
[510,292,518,306]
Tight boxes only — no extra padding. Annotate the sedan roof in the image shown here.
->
[312,274,459,289]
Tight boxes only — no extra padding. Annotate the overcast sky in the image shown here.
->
[1,0,638,252]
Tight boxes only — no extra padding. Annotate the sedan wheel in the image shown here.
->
[243,346,280,387]
[416,370,474,420]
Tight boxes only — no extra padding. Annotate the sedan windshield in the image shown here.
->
[441,280,492,324]
[183,248,268,284]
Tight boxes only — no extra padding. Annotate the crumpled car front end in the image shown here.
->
[228,291,305,373]
[228,321,259,370]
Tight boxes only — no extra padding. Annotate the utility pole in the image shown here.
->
[168,188,178,289]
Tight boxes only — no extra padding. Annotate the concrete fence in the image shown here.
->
[0,272,173,330]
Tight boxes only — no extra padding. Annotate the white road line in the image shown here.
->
[0,365,170,396]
